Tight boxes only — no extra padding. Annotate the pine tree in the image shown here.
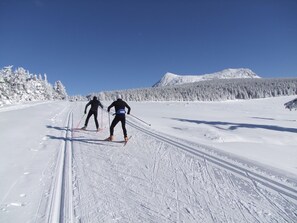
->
[54,80,68,100]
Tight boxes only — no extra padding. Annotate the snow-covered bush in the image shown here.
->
[0,66,68,105]
[53,80,68,100]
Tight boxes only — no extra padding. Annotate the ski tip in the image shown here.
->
[123,136,132,146]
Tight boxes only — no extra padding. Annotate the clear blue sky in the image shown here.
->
[0,0,296,95]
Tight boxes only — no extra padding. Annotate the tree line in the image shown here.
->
[95,78,297,101]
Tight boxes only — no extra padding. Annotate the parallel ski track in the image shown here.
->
[127,120,297,202]
[46,111,74,223]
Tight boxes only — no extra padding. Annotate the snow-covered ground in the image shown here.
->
[133,96,297,177]
[0,96,297,222]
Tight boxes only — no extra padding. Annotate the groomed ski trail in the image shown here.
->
[69,106,297,223]
[46,111,75,223]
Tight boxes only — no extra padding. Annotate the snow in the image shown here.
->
[153,68,260,87]
[0,96,297,222]
[133,97,297,176]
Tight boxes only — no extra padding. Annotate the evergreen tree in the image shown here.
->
[0,66,68,105]
[54,80,68,100]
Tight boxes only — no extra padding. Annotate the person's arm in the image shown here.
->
[85,101,91,114]
[99,101,104,109]
[107,102,115,113]
[125,102,131,114]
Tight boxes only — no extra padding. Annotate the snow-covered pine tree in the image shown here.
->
[54,80,68,100]
[0,66,68,105]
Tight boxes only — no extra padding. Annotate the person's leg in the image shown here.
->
[120,117,127,137]
[109,116,120,139]
[93,111,99,129]
[84,110,92,127]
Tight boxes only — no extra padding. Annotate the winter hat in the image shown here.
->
[93,96,97,100]
[117,94,122,99]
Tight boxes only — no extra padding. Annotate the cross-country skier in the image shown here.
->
[82,96,103,131]
[107,94,131,141]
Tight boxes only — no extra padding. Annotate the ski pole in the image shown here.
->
[129,114,151,126]
[100,108,103,128]
[76,113,85,129]
[108,112,111,128]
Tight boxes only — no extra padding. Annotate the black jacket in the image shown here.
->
[85,99,103,113]
[108,99,131,115]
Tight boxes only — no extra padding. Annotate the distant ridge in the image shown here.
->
[153,68,261,87]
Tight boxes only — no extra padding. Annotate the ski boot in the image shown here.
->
[107,135,114,141]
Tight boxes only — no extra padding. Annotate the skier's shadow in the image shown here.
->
[46,125,122,147]
[46,125,68,131]
[171,118,297,133]
[46,125,107,146]
[46,135,107,146]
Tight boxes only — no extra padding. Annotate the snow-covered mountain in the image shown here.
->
[153,68,260,87]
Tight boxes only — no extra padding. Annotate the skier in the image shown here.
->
[107,94,131,141]
[82,96,103,131]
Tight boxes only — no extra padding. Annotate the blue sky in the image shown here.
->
[0,0,296,95]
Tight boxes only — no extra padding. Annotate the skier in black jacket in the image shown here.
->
[107,94,131,141]
[82,96,103,131]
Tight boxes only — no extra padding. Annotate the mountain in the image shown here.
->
[153,68,261,87]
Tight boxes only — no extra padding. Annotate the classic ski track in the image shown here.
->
[127,120,297,202]
[46,111,74,223]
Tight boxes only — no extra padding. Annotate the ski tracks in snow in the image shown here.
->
[43,111,75,223]
[48,106,297,223]
[126,121,297,222]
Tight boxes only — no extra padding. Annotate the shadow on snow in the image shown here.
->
[46,125,109,146]
[171,118,297,133]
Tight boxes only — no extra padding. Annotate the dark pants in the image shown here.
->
[85,110,99,129]
[110,115,127,137]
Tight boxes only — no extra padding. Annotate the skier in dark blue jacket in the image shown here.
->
[82,96,103,131]
[107,94,131,141]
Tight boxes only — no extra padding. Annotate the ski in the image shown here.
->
[123,136,132,147]
[103,136,132,146]
[97,128,104,132]
[72,127,104,133]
